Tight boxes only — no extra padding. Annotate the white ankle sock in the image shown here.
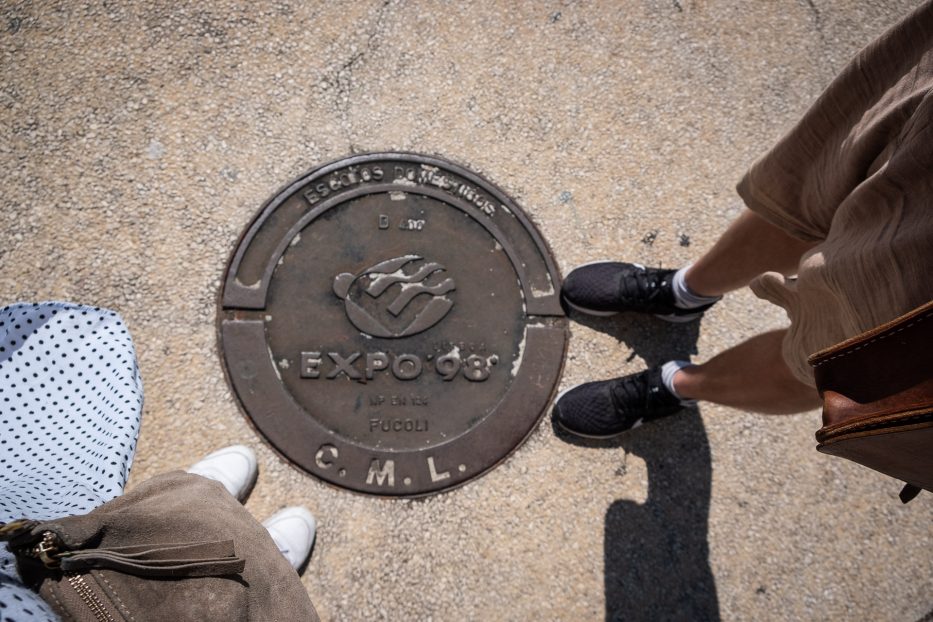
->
[672,265,722,309]
[661,360,698,406]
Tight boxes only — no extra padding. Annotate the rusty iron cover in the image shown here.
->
[218,153,567,496]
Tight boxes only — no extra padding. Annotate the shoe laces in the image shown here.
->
[609,370,668,419]
[618,269,668,302]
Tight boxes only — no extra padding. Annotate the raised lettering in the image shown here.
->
[365,352,389,379]
[300,352,322,378]
[462,354,494,382]
[392,354,422,380]
[435,350,460,381]
[300,349,499,382]
[315,444,338,469]
[327,352,361,379]
[369,417,428,433]
[427,456,450,482]
[366,459,395,487]
[302,189,320,205]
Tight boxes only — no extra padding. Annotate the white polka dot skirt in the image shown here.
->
[0,302,143,622]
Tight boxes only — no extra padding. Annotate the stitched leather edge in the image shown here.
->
[809,303,933,368]
[816,408,933,444]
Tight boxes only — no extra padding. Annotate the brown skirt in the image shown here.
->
[737,0,933,386]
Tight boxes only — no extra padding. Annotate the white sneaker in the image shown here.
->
[262,507,317,571]
[186,445,258,502]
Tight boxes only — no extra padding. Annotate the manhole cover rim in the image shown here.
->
[217,152,567,497]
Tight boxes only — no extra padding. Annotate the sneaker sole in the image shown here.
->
[240,460,259,503]
[563,296,619,317]
[552,383,644,439]
[563,261,704,323]
[653,310,706,323]
[554,416,644,440]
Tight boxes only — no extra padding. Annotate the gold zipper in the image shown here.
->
[65,573,117,622]
[32,531,61,567]
[21,531,116,621]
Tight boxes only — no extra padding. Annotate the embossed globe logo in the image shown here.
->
[332,255,456,338]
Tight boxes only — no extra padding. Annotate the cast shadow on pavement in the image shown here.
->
[554,311,720,622]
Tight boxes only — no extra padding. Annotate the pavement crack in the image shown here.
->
[803,0,821,24]
[800,0,825,38]
[799,0,831,76]
[326,0,392,147]
[804,0,826,40]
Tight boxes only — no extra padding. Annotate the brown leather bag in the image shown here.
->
[809,300,933,503]
[1,471,320,621]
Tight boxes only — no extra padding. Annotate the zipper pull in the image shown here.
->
[60,540,245,577]
[0,522,64,569]
[34,531,64,568]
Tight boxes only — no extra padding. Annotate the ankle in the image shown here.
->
[671,368,694,400]
[674,266,722,309]
[661,360,698,404]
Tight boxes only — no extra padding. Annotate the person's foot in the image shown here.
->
[263,507,317,571]
[561,261,716,322]
[186,445,258,502]
[553,367,685,438]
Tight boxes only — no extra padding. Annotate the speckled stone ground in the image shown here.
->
[2,1,931,620]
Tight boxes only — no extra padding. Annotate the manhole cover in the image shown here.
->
[218,153,567,496]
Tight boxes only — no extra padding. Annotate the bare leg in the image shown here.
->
[685,210,818,297]
[672,330,821,414]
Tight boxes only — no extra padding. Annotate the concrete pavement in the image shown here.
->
[1,1,930,620]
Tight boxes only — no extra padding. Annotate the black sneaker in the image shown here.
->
[561,261,716,322]
[553,367,684,438]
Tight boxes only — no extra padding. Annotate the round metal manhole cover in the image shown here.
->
[218,153,567,496]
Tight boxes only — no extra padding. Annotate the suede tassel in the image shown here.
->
[58,540,245,577]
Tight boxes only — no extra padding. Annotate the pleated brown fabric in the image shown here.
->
[737,0,933,386]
